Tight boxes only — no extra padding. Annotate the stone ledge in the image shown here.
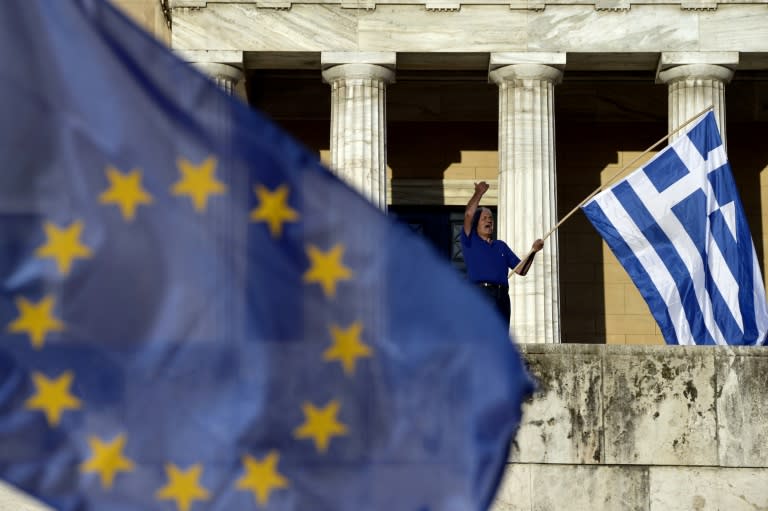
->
[172,0,761,7]
[491,463,768,511]
[514,344,768,467]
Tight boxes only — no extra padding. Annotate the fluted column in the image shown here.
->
[658,63,734,144]
[187,61,245,344]
[322,62,395,210]
[490,63,562,344]
[193,62,244,95]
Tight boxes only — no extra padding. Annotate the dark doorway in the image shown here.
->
[389,205,498,279]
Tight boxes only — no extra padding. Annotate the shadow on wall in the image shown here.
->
[556,120,667,344]
[387,121,497,206]
[726,122,768,271]
[556,118,768,344]
[387,121,497,279]
[723,79,768,271]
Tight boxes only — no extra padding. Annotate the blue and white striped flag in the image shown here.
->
[582,112,768,345]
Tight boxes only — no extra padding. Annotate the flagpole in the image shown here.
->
[545,104,714,240]
[510,104,714,276]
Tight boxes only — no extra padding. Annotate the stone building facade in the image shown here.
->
[0,4,765,511]
[156,0,768,345]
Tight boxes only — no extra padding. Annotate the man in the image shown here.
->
[461,181,544,326]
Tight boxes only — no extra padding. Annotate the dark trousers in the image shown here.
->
[476,283,510,326]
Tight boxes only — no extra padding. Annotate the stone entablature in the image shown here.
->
[171,0,766,9]
[171,3,768,58]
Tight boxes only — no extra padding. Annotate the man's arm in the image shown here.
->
[464,181,489,236]
[512,239,545,276]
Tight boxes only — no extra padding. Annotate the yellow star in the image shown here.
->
[7,295,64,350]
[156,464,210,511]
[302,244,353,298]
[171,156,226,212]
[25,371,82,427]
[99,166,153,221]
[235,451,289,506]
[35,220,92,275]
[324,321,372,377]
[293,400,348,453]
[81,433,135,489]
[249,184,299,238]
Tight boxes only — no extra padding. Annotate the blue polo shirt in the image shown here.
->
[460,230,521,285]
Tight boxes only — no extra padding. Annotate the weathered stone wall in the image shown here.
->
[171,3,768,55]
[491,344,768,510]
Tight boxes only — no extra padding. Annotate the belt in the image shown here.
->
[477,281,508,290]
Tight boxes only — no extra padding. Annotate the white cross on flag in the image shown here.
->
[582,112,768,345]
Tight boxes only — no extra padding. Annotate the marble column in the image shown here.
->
[188,61,245,344]
[193,62,244,95]
[489,63,562,344]
[657,64,734,144]
[322,62,395,211]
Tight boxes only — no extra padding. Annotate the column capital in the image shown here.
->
[176,49,244,67]
[322,63,395,85]
[321,52,396,70]
[192,62,244,83]
[658,51,739,69]
[489,52,566,70]
[656,52,737,84]
[657,63,734,85]
[324,57,391,210]
[191,62,244,96]
[489,63,563,86]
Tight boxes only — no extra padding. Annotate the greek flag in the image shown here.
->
[582,112,768,345]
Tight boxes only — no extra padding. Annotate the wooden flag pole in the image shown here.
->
[509,104,714,277]
[543,104,714,241]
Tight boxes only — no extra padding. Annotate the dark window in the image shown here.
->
[390,206,497,277]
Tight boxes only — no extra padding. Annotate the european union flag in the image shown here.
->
[0,1,534,510]
[582,112,768,345]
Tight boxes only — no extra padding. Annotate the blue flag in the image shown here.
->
[0,0,534,510]
[582,112,768,345]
